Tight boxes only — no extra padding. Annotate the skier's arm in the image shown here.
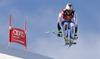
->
[57,10,64,37]
[73,12,78,33]
[73,12,77,25]
[57,22,61,31]
[57,10,63,31]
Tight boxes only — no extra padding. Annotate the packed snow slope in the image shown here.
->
[0,45,53,59]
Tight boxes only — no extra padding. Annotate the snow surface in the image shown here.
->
[0,45,53,59]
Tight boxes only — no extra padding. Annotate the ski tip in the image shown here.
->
[45,32,48,33]
[45,30,54,34]
[51,30,54,32]
[69,45,72,47]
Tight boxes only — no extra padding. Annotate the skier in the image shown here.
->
[57,3,78,45]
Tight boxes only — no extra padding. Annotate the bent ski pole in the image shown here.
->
[45,30,58,35]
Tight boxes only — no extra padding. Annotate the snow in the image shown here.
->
[0,45,53,59]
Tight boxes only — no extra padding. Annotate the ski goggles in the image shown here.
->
[66,10,72,13]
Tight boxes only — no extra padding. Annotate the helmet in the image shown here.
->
[65,3,73,11]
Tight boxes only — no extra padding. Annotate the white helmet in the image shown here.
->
[65,3,73,11]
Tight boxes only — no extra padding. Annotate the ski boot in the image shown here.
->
[70,39,76,44]
[64,38,69,45]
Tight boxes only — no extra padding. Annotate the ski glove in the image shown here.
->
[57,30,62,37]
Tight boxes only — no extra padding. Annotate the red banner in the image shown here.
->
[9,15,27,51]
[10,28,26,46]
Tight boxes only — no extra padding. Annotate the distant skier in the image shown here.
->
[57,3,78,45]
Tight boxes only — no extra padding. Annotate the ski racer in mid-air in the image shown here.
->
[57,3,78,45]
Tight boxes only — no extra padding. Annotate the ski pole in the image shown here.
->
[45,30,58,35]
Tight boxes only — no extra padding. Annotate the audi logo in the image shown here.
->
[13,30,25,37]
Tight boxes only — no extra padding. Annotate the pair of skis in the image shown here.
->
[64,41,76,48]
[45,30,76,47]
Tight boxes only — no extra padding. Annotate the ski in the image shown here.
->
[68,42,76,48]
[64,42,76,47]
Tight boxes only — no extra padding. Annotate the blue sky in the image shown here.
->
[0,0,100,59]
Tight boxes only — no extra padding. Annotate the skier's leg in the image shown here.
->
[70,22,75,43]
[63,22,69,45]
